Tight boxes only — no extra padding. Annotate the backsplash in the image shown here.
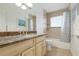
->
[0,31,37,37]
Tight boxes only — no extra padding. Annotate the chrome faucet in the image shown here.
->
[20,31,22,36]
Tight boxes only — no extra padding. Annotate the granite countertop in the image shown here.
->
[0,33,46,46]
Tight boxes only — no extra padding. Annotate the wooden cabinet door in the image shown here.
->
[21,47,35,56]
[0,39,34,56]
[36,42,42,56]
[42,40,47,56]
[42,46,46,56]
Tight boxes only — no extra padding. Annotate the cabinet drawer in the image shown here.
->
[35,36,45,43]
[0,39,34,56]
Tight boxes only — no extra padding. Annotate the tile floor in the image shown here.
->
[46,47,72,56]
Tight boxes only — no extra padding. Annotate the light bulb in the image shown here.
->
[26,3,33,8]
[21,5,27,10]
[16,3,22,7]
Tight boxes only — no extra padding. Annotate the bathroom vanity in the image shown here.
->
[0,33,47,56]
[0,4,47,56]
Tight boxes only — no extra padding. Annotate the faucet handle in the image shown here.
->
[26,31,27,35]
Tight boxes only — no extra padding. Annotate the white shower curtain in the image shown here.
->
[61,11,71,43]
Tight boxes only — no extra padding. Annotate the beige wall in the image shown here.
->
[47,27,61,39]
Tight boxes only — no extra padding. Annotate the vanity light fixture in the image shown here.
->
[15,3,33,10]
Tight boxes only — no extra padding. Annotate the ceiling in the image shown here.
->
[37,3,69,12]
[29,3,70,15]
